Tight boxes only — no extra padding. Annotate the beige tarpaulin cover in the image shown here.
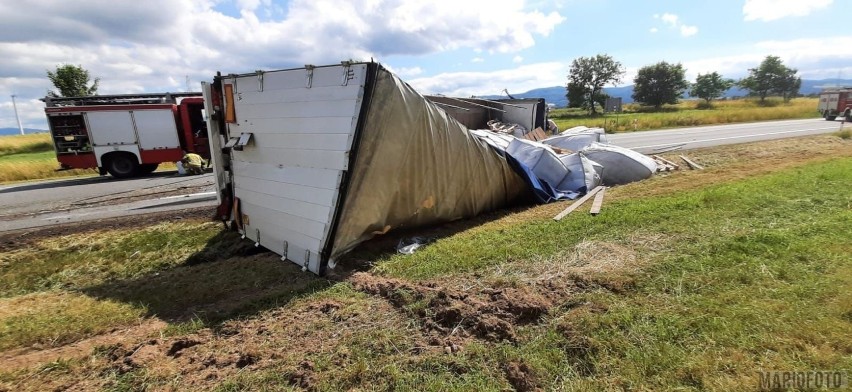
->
[330,67,527,259]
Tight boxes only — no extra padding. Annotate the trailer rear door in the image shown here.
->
[216,63,372,274]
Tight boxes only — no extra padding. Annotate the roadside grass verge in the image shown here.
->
[0,221,223,297]
[551,97,820,132]
[0,136,849,391]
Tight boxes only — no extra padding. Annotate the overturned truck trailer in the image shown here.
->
[203,62,546,275]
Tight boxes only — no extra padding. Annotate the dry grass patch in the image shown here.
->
[0,133,52,156]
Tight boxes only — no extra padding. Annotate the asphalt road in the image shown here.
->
[0,171,216,232]
[608,118,846,153]
[0,118,846,232]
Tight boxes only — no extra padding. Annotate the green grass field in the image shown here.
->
[551,97,821,133]
[1,136,849,391]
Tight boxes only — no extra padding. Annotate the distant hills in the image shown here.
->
[482,79,852,108]
[0,128,48,136]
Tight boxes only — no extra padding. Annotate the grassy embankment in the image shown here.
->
[551,97,822,132]
[0,133,177,183]
[1,135,849,391]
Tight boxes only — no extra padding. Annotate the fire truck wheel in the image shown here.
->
[105,153,139,178]
[139,164,159,175]
[824,112,837,121]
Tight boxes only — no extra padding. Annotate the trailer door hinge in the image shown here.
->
[255,70,264,92]
[305,65,315,88]
[341,61,354,86]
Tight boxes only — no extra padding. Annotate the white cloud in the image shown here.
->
[743,0,833,21]
[660,13,679,26]
[394,66,424,77]
[513,55,524,63]
[407,62,566,97]
[680,25,698,37]
[651,12,698,38]
[681,36,852,81]
[0,0,566,129]
[471,57,485,63]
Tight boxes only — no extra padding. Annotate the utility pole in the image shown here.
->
[11,94,24,135]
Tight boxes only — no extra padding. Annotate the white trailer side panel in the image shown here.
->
[225,64,369,274]
[87,111,137,146]
[133,109,181,150]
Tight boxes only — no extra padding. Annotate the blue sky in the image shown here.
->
[1,0,849,129]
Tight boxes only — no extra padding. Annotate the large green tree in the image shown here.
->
[565,54,624,115]
[690,72,734,104]
[632,62,689,109]
[46,64,99,97]
[737,55,800,102]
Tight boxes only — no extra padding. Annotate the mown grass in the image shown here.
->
[551,97,820,132]
[361,155,851,390]
[173,146,850,392]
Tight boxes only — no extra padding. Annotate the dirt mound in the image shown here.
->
[503,361,542,392]
[288,360,318,390]
[349,272,568,346]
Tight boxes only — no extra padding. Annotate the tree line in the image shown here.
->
[566,54,801,114]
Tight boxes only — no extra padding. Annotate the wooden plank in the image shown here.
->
[589,187,607,215]
[553,186,604,221]
[679,155,704,170]
[652,154,680,170]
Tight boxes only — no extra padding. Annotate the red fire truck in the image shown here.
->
[817,88,852,121]
[42,93,210,178]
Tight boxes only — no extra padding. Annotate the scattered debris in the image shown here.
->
[679,155,704,170]
[554,186,604,221]
[396,236,433,254]
[652,154,680,170]
[522,127,548,142]
[487,119,527,136]
[589,187,607,215]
